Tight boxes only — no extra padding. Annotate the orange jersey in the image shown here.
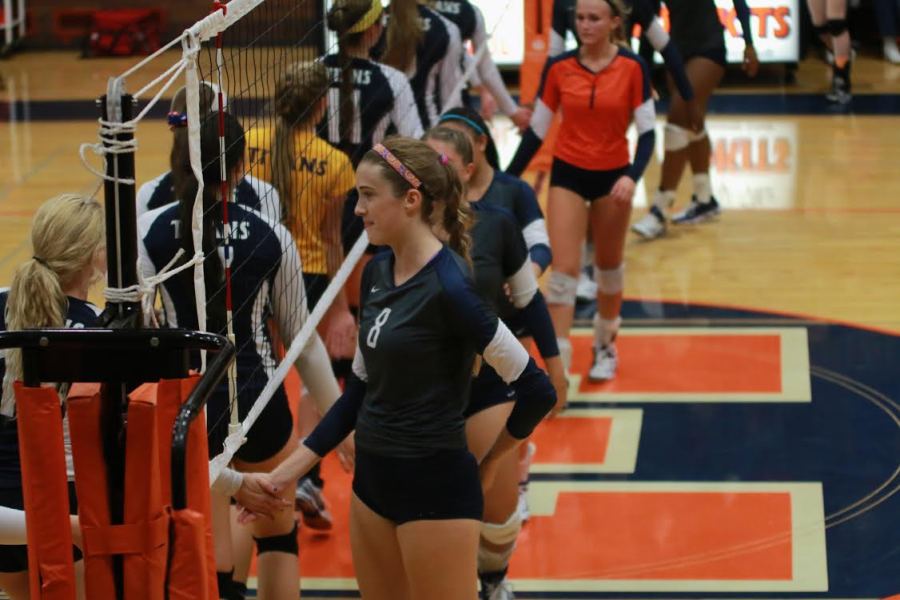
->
[508,47,656,177]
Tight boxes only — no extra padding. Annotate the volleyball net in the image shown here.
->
[75,0,518,492]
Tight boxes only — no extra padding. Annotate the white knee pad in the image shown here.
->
[594,265,624,295]
[690,128,708,143]
[478,511,523,574]
[545,271,578,306]
[664,123,690,152]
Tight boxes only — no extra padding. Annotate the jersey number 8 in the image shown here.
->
[366,308,392,349]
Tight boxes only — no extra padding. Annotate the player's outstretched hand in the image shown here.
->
[545,356,568,417]
[609,175,636,205]
[743,45,759,77]
[336,432,356,473]
[325,308,357,359]
[235,472,289,522]
[510,106,533,133]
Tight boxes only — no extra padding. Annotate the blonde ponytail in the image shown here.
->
[2,194,104,416]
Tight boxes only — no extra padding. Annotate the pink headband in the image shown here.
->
[373,143,422,189]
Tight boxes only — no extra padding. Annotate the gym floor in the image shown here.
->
[1,50,898,598]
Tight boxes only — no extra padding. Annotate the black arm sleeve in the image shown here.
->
[733,0,754,46]
[506,357,557,439]
[517,291,559,359]
[506,129,543,178]
[303,374,366,457]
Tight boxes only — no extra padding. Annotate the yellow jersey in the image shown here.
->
[246,127,355,275]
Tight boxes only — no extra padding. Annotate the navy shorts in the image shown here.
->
[207,382,293,464]
[550,158,629,202]
[352,448,483,524]
[683,45,727,68]
[0,482,81,572]
[464,364,515,418]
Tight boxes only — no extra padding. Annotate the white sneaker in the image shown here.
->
[576,271,597,301]
[481,578,515,600]
[517,485,530,522]
[588,344,618,382]
[884,39,900,64]
[631,205,667,239]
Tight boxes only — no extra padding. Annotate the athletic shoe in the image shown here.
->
[826,74,852,105]
[295,477,333,531]
[588,344,618,382]
[576,269,597,302]
[672,196,721,224]
[481,577,516,600]
[884,38,900,64]
[631,205,667,239]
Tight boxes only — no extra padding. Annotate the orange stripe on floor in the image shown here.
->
[531,417,612,465]
[569,333,783,394]
[512,490,793,580]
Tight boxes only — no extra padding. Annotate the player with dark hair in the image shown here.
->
[630,0,759,238]
[424,126,563,600]
[137,82,281,221]
[139,112,348,600]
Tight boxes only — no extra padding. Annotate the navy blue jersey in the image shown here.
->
[470,203,530,315]
[319,54,423,166]
[432,0,477,44]
[665,0,726,54]
[480,171,551,271]
[353,246,510,457]
[0,290,100,489]
[138,202,302,390]
[374,5,463,128]
[137,171,282,222]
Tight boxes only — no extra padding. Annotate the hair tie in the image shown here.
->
[167,111,187,128]
[439,153,449,166]
[32,256,50,268]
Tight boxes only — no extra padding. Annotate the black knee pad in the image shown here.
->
[812,23,829,37]
[254,521,299,555]
[827,18,848,36]
[216,570,244,600]
[231,580,248,600]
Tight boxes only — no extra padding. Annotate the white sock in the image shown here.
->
[884,37,900,62]
[593,315,621,348]
[558,338,572,373]
[652,189,676,212]
[693,173,712,204]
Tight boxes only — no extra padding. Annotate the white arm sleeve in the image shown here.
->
[136,213,160,328]
[634,98,656,135]
[472,6,517,116]
[483,321,530,384]
[522,219,550,253]
[352,345,368,382]
[245,175,282,222]
[271,225,342,411]
[438,15,465,114]
[135,172,167,218]
[506,259,539,309]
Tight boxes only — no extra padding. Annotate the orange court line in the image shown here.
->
[531,416,611,465]
[569,332,782,394]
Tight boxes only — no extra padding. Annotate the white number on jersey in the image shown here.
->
[366,308,392,349]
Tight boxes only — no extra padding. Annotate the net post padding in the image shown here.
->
[68,384,173,600]
[154,376,217,599]
[67,384,115,599]
[13,382,77,600]
[121,385,169,599]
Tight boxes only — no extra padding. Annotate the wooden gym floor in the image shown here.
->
[0,51,898,598]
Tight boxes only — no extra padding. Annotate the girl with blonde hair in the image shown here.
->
[0,193,106,599]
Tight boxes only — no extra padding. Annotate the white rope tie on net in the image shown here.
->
[78,119,139,184]
[209,232,371,487]
[103,249,205,326]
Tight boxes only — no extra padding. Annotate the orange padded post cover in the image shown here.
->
[167,509,208,600]
[14,382,77,600]
[67,383,115,600]
[520,0,559,174]
[123,384,169,600]
[155,376,217,599]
